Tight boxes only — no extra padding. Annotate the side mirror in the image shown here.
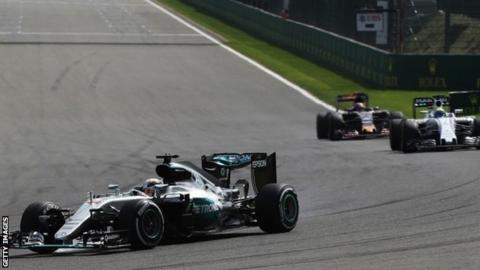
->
[233,179,249,199]
[373,106,380,111]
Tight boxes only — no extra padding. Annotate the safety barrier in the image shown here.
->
[450,91,480,115]
[183,0,480,90]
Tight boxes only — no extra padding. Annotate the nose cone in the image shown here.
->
[55,202,92,241]
[362,124,376,133]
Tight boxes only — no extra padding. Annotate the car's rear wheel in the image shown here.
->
[118,200,164,250]
[473,118,480,149]
[256,184,299,233]
[20,201,65,254]
[389,111,404,120]
[389,119,403,151]
[316,113,328,139]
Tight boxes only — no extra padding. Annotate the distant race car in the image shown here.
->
[316,93,404,140]
[8,153,299,254]
[389,96,480,153]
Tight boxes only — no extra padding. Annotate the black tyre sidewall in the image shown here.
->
[473,119,480,149]
[316,113,327,139]
[327,112,343,141]
[256,184,299,233]
[389,111,404,120]
[20,201,63,254]
[473,118,480,136]
[118,200,164,249]
[389,119,402,151]
[401,120,419,153]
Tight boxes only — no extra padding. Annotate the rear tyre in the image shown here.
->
[389,111,404,120]
[118,200,164,250]
[20,201,65,254]
[316,113,328,139]
[401,119,420,153]
[473,118,480,149]
[256,184,299,233]
[389,119,403,151]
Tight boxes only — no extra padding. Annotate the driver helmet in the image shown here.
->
[142,178,163,196]
[432,100,446,118]
[353,102,366,112]
[433,108,446,118]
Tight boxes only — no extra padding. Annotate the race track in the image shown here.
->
[1,0,479,269]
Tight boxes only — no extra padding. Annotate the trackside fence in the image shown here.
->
[182,0,480,90]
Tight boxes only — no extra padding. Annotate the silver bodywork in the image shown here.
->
[9,153,288,252]
[55,194,146,241]
[55,161,228,242]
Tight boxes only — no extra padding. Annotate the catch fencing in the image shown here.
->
[183,0,480,90]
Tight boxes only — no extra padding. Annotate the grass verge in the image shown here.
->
[156,0,447,117]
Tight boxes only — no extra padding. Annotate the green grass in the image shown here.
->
[156,0,447,117]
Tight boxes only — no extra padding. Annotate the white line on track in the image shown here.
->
[20,1,148,7]
[144,0,335,111]
[0,32,201,37]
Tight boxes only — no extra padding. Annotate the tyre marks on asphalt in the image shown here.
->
[322,177,480,216]
[50,52,96,92]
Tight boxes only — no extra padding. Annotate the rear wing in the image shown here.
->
[201,152,276,193]
[412,95,450,118]
[336,92,369,111]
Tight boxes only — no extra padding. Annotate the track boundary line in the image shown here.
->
[144,0,335,111]
[0,32,202,37]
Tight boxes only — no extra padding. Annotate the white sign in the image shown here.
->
[356,12,384,32]
[376,1,389,45]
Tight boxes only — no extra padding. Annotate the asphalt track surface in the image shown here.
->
[1,0,479,269]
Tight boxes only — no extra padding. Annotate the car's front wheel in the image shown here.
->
[401,119,420,153]
[256,184,299,233]
[326,112,344,141]
[117,200,164,250]
[20,201,65,254]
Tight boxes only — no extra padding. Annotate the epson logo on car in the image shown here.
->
[252,160,267,168]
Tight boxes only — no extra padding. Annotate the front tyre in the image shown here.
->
[326,112,344,141]
[256,184,299,233]
[401,119,420,153]
[20,201,65,254]
[118,200,164,250]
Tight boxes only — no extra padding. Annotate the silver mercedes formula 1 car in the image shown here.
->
[390,96,480,153]
[7,153,299,254]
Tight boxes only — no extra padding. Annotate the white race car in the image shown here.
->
[390,96,480,153]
